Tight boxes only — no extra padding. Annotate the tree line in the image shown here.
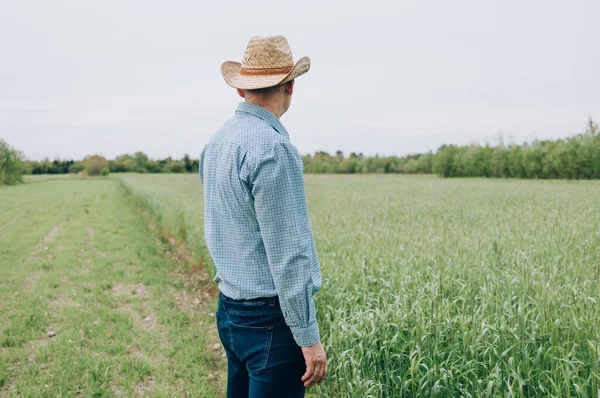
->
[1,118,598,185]
[302,119,600,179]
[432,118,600,178]
[302,151,434,174]
[22,152,199,176]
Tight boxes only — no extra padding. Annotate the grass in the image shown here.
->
[120,173,600,397]
[3,173,600,397]
[0,177,223,397]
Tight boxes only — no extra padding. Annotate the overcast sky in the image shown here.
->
[1,0,599,160]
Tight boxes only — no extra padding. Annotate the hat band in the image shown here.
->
[240,66,293,76]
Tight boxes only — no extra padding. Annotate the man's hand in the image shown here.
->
[301,341,327,387]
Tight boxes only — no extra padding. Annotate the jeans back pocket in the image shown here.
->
[229,322,273,371]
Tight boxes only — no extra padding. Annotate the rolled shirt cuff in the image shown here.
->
[290,321,320,347]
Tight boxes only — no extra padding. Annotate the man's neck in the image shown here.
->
[245,99,283,119]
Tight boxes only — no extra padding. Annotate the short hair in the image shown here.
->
[245,83,284,97]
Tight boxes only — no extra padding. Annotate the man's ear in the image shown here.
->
[284,80,294,95]
[237,88,246,98]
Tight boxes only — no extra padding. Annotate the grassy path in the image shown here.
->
[0,178,224,397]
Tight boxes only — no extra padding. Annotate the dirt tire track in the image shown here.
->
[0,217,20,231]
[3,221,70,395]
[22,222,66,291]
[0,218,21,240]
[110,283,169,396]
[86,227,94,246]
[28,222,66,259]
[139,211,226,395]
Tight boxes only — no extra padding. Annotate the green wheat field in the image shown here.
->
[1,174,600,397]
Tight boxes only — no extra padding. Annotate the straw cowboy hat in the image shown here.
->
[221,35,310,90]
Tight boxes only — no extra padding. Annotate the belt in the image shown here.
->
[219,292,279,307]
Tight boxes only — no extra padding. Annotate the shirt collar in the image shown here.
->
[235,102,290,140]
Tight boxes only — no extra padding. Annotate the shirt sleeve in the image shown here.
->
[248,142,321,347]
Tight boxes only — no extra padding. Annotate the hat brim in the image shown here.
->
[221,57,310,90]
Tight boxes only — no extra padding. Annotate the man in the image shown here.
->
[199,36,327,397]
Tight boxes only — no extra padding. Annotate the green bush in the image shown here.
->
[84,155,109,176]
[0,139,24,185]
[68,162,85,174]
[167,161,186,173]
[100,168,110,176]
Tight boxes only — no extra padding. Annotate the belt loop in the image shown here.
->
[219,293,226,311]
[269,297,276,307]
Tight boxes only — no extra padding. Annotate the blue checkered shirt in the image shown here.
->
[199,102,322,347]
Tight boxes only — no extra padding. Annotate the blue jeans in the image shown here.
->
[216,292,306,398]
